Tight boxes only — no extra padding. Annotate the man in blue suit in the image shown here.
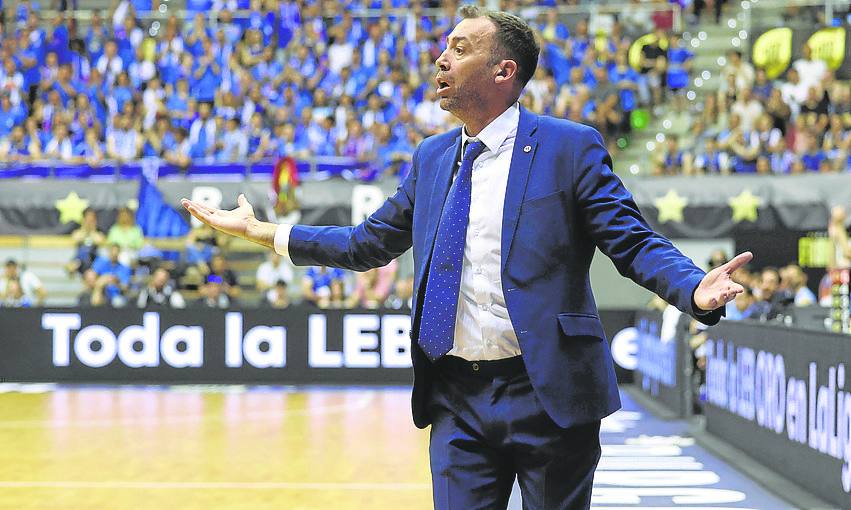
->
[183,7,751,509]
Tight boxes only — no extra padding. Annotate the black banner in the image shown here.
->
[704,321,851,508]
[0,307,636,386]
[634,309,690,417]
[0,307,414,384]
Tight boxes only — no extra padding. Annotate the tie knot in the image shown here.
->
[463,139,486,164]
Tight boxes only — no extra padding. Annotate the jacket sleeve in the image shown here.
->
[286,146,419,272]
[573,126,722,325]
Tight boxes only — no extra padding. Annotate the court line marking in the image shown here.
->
[0,481,431,491]
[0,393,376,429]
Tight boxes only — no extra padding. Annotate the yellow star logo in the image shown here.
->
[654,189,688,223]
[55,191,90,224]
[728,189,762,223]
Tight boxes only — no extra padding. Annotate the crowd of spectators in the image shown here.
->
[7,204,414,310]
[0,0,686,177]
[652,46,851,176]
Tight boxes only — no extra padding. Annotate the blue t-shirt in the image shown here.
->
[802,151,825,171]
[192,62,220,103]
[91,256,131,299]
[305,267,345,293]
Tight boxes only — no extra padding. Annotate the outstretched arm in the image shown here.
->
[181,194,278,250]
[693,251,753,311]
[182,147,419,271]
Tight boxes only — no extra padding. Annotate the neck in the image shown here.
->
[458,99,514,136]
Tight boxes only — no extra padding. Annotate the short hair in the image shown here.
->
[458,5,540,89]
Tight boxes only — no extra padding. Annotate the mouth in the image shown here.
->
[435,76,451,95]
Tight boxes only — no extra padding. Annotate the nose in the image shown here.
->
[435,49,449,71]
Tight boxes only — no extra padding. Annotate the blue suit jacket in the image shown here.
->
[288,106,721,429]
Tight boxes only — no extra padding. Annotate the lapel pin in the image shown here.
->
[523,145,531,153]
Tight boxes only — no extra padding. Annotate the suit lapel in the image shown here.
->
[501,107,538,273]
[424,135,462,255]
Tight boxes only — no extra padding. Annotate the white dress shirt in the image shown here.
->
[274,103,521,361]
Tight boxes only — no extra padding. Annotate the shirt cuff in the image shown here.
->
[273,224,293,258]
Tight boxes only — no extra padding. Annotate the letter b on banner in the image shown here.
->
[351,185,385,224]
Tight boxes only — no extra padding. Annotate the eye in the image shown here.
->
[454,47,463,55]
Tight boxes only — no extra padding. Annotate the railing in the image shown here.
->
[0,156,375,181]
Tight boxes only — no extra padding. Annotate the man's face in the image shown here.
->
[760,271,779,299]
[435,17,497,115]
[212,256,225,273]
[152,269,169,289]
[4,263,16,279]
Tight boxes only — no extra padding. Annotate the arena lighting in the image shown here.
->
[662,120,672,130]
[683,31,692,39]
[655,133,666,143]
[687,91,697,101]
[717,56,727,66]
[159,4,167,12]
[691,39,700,48]
[695,77,704,87]
[701,70,711,80]
[629,165,640,175]
[728,19,737,29]
[742,1,751,9]
[732,37,742,47]
[646,141,656,151]
[698,31,708,40]
[739,30,748,39]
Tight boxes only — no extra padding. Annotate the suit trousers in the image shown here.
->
[427,357,602,510]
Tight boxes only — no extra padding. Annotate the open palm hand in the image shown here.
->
[693,251,754,311]
[181,194,257,240]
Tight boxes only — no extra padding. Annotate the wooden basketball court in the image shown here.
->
[0,385,432,510]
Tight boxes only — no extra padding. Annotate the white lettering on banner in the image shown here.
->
[160,326,203,368]
[39,311,411,371]
[611,327,639,370]
[225,313,286,368]
[308,314,343,367]
[308,314,413,368]
[380,315,411,368]
[117,312,160,368]
[344,315,380,368]
[75,325,118,368]
[42,312,204,368]
[351,184,385,225]
[706,337,851,496]
[189,186,223,228]
[42,313,81,366]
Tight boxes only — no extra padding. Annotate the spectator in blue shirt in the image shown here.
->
[609,52,641,113]
[191,48,220,105]
[0,93,25,137]
[797,132,825,171]
[216,117,248,161]
[73,127,105,166]
[91,244,132,307]
[537,9,569,43]
[302,265,346,308]
[189,101,216,160]
[0,125,35,162]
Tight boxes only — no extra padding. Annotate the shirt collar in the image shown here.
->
[461,102,520,154]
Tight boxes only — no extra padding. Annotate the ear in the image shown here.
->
[494,59,519,85]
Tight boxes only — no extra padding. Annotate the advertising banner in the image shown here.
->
[634,309,690,417]
[0,307,414,385]
[705,321,851,509]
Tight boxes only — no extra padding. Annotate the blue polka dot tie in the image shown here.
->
[418,139,487,362]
